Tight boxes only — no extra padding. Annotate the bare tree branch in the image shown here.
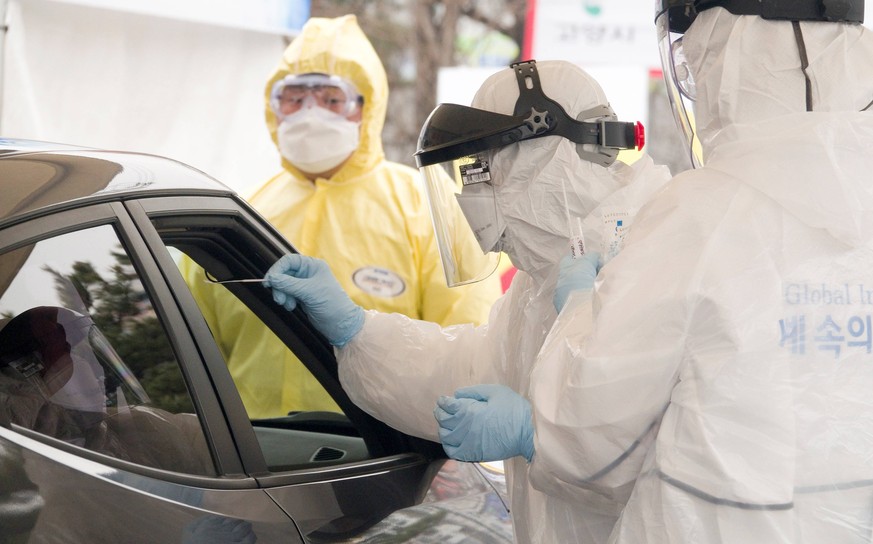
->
[309,0,528,166]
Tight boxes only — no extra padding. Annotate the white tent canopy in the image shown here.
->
[1,0,306,194]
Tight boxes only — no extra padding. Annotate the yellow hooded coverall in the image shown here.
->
[183,15,501,418]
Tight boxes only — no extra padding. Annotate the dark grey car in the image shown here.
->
[0,139,511,543]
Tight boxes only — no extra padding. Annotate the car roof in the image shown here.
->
[0,138,235,226]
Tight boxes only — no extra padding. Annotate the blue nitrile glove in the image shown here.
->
[434,384,534,462]
[264,254,364,347]
[553,251,601,314]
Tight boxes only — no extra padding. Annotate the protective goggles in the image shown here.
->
[656,0,864,35]
[415,59,645,287]
[270,73,362,119]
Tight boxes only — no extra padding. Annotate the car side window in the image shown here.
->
[0,225,215,476]
[176,254,343,418]
[154,214,372,472]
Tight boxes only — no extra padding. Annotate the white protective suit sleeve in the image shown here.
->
[337,296,510,441]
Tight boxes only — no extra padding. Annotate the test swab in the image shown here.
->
[561,178,586,259]
[570,216,586,259]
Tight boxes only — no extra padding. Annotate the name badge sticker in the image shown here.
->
[352,267,406,298]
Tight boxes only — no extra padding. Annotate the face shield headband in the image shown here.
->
[415,60,645,170]
[415,60,645,287]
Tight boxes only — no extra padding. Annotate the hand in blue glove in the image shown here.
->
[434,384,534,463]
[264,254,364,347]
[553,251,601,314]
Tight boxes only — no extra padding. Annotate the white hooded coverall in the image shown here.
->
[337,61,671,544]
[528,9,873,543]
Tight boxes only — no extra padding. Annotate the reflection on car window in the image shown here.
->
[0,226,214,475]
[173,250,342,418]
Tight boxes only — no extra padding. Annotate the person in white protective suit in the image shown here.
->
[442,2,873,543]
[263,59,671,544]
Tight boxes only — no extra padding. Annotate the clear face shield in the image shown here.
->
[419,150,504,287]
[655,2,704,168]
[0,307,150,427]
[416,60,644,287]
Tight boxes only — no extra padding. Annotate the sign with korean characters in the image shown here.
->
[525,0,662,68]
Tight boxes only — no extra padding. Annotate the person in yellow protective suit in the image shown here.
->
[182,14,501,419]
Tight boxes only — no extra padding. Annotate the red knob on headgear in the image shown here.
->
[635,122,646,151]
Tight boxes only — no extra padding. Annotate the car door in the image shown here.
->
[0,202,302,543]
[126,194,513,543]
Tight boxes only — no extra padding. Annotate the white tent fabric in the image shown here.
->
[1,0,289,194]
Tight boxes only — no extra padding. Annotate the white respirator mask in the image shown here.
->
[277,107,361,175]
